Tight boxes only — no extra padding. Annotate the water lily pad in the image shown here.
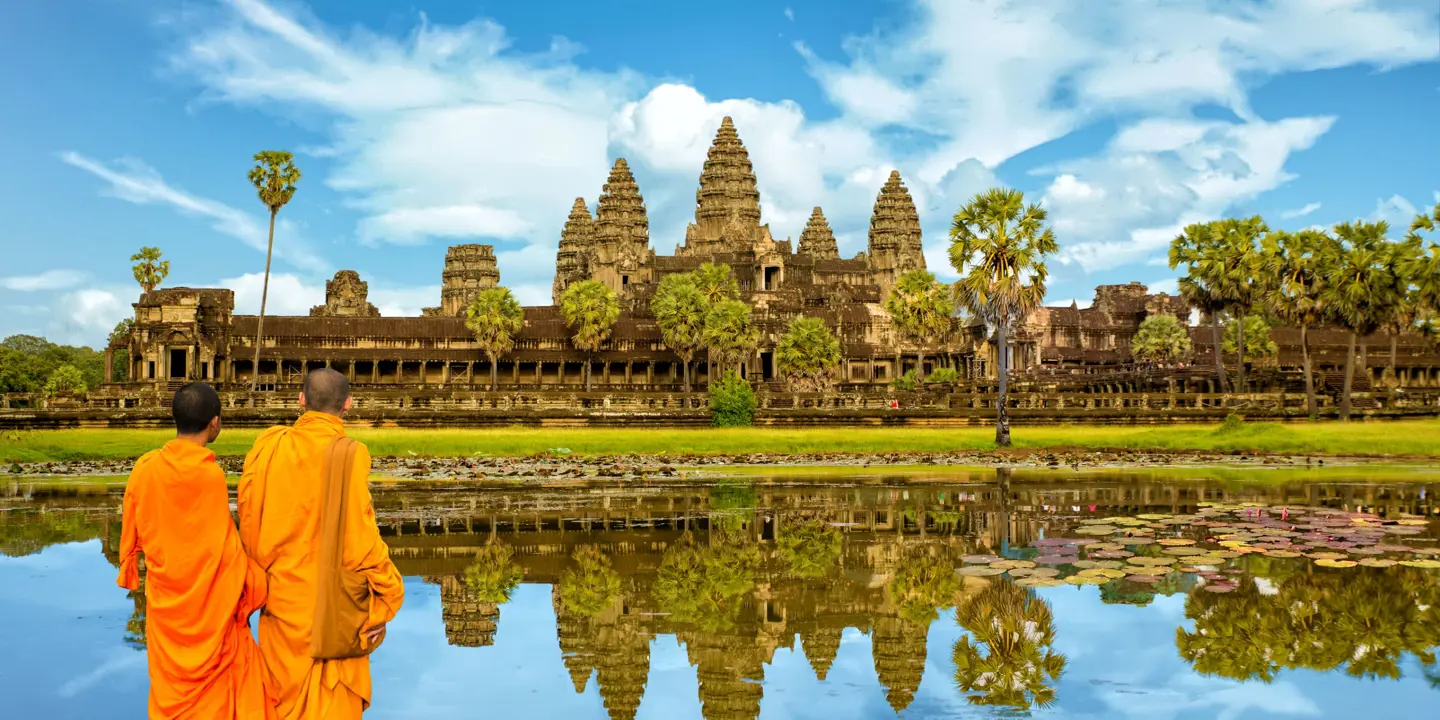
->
[991,559,1036,570]
[1396,519,1429,526]
[1373,544,1416,553]
[1078,567,1127,579]
[1065,575,1107,586]
[961,555,1002,564]
[1137,513,1173,520]
[1127,556,1175,567]
[1203,583,1237,593]
[1188,555,1231,565]
[1006,567,1037,578]
[1076,526,1119,536]
[1028,567,1062,578]
[1118,538,1157,546]
[1162,547,1207,556]
[957,566,1007,577]
[1358,558,1398,568]
[1400,559,1440,569]
[1014,577,1066,588]
[1034,555,1077,566]
[1258,550,1302,558]
[1306,551,1347,560]
[1347,546,1385,556]
[1089,550,1134,559]
[1157,538,1197,546]
[1208,550,1243,559]
[1314,559,1358,568]
[1126,574,1165,584]
[1083,542,1125,551]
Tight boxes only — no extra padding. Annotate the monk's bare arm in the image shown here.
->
[342,444,405,629]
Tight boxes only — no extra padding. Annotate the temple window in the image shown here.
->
[763,266,780,290]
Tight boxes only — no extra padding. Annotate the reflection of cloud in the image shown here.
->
[1094,673,1322,720]
[58,649,147,699]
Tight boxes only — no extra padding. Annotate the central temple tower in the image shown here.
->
[678,116,777,256]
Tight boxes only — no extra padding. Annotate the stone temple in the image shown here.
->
[95,116,1440,405]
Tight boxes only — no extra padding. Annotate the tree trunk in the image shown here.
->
[489,352,498,392]
[995,323,1011,447]
[250,209,278,392]
[1340,331,1357,421]
[1390,332,1399,383]
[1236,312,1246,394]
[584,354,592,393]
[682,357,692,394]
[1210,314,1228,393]
[917,351,926,383]
[1300,324,1316,420]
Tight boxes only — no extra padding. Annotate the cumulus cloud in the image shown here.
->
[60,151,326,272]
[220,272,323,316]
[145,0,1438,305]
[45,287,136,347]
[0,269,90,292]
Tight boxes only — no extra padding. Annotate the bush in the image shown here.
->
[709,371,756,427]
[891,369,918,391]
[1215,414,1246,435]
[42,364,88,397]
[924,367,959,385]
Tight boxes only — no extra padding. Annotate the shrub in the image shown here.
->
[924,367,959,385]
[709,370,756,427]
[42,364,87,397]
[891,369,918,391]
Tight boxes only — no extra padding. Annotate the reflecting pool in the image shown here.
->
[3,470,1439,718]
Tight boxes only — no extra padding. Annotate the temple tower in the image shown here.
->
[866,170,925,297]
[310,270,380,317]
[590,158,652,295]
[681,116,775,257]
[423,244,500,317]
[797,207,839,260]
[554,198,596,304]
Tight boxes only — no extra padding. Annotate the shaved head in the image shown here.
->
[301,368,350,415]
[172,382,221,435]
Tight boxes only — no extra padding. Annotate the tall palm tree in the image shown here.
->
[246,151,301,391]
[1183,217,1268,393]
[883,269,956,383]
[1170,222,1231,392]
[1130,314,1191,365]
[949,187,1057,447]
[1407,203,1440,340]
[560,279,620,392]
[129,247,169,294]
[1260,228,1336,419]
[465,288,525,391]
[650,273,706,392]
[1377,234,1425,383]
[953,580,1066,709]
[1322,220,1401,420]
[775,316,843,392]
[702,298,759,376]
[690,262,739,383]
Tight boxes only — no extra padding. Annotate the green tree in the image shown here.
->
[1223,315,1278,364]
[883,269,955,383]
[1260,228,1336,418]
[708,370,757,427]
[774,518,842,579]
[1377,234,1426,382]
[465,287,525,391]
[1174,217,1269,393]
[650,273,706,392]
[1322,220,1404,420]
[246,150,302,392]
[557,546,621,618]
[775,316,843,392]
[42,364,87,397]
[885,552,961,626]
[949,187,1057,447]
[703,298,759,375]
[560,279,620,392]
[129,247,169,294]
[691,262,740,380]
[108,319,134,383]
[1406,203,1440,340]
[652,535,760,632]
[953,580,1066,709]
[1130,314,1192,365]
[463,544,525,604]
[1171,223,1233,392]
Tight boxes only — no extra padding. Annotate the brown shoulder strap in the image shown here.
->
[318,437,359,575]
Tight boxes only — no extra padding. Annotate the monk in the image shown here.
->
[238,368,404,719]
[116,381,274,719]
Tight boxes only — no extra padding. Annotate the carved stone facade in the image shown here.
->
[423,244,500,317]
[310,270,379,318]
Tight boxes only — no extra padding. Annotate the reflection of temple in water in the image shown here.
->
[6,475,1439,720]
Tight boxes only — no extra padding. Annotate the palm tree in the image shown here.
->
[691,262,739,382]
[1222,316,1278,365]
[1171,222,1231,392]
[1377,234,1426,383]
[246,151,301,392]
[560,279,620,392]
[775,316,843,392]
[1407,204,1440,341]
[1322,220,1402,420]
[1177,217,1268,393]
[952,580,1066,709]
[702,298,759,376]
[650,273,706,392]
[883,269,956,382]
[1260,228,1336,418]
[949,187,1057,447]
[1130,314,1191,365]
[557,546,622,618]
[129,247,169,294]
[465,288,525,391]
[463,543,525,604]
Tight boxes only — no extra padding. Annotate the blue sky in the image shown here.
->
[1,0,1437,348]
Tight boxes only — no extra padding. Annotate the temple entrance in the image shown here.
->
[169,349,186,379]
[761,352,774,380]
[763,266,779,290]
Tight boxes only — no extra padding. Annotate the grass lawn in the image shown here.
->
[3,418,1440,462]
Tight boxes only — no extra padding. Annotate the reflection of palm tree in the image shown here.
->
[952,580,1066,709]
[1176,576,1283,681]
[463,543,524,603]
[653,535,760,632]
[886,551,961,626]
[775,518,842,579]
[557,546,622,617]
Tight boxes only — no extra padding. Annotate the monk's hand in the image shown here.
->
[363,624,386,644]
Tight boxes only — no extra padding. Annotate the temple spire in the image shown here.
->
[694,116,762,236]
[797,207,839,260]
[553,197,595,303]
[595,158,650,255]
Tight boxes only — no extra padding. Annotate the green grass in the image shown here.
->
[3,417,1440,463]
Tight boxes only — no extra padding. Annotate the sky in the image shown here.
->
[1,0,1437,349]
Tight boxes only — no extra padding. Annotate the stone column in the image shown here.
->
[103,349,113,385]
[535,361,543,387]
[466,361,474,388]
[371,362,379,384]
[625,362,632,385]
[646,362,654,387]
[442,362,451,386]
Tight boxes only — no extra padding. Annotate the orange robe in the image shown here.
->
[238,411,405,719]
[116,439,274,720]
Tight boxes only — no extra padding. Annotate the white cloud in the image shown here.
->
[1370,194,1419,228]
[59,151,326,272]
[46,287,135,347]
[0,269,90,292]
[220,272,323,316]
[784,7,794,22]
[1279,201,1322,219]
[1147,277,1180,296]
[149,0,1437,306]
[369,284,441,317]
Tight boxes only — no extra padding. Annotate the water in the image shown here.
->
[3,470,1440,719]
